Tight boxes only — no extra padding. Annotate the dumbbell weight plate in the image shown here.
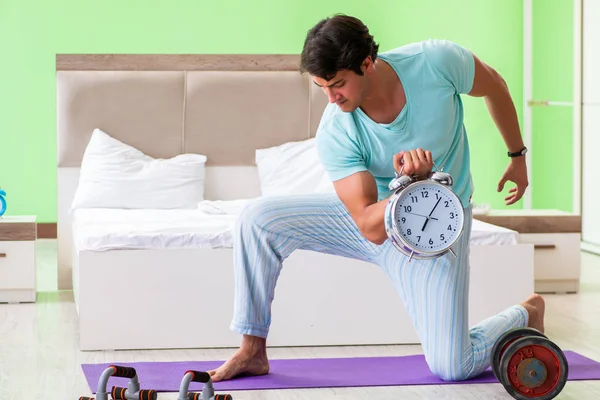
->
[491,327,547,385]
[498,336,568,399]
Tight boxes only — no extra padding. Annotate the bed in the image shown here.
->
[56,54,535,351]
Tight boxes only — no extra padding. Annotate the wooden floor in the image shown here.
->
[1,239,600,399]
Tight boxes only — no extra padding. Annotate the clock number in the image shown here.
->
[401,217,406,223]
[447,224,452,230]
[407,229,412,235]
[429,238,434,245]
[444,200,449,208]
[440,234,445,241]
[421,191,429,198]
[417,235,421,242]
[411,196,418,203]
[435,193,440,200]
[404,206,412,212]
[450,212,455,219]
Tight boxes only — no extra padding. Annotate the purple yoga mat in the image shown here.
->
[81,351,599,393]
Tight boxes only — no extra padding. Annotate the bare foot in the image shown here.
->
[208,335,270,382]
[520,293,546,334]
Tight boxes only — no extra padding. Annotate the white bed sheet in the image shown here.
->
[72,199,519,252]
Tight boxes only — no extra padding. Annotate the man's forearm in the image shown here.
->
[484,79,525,153]
[359,198,390,245]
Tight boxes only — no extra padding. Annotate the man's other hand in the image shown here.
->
[498,157,529,205]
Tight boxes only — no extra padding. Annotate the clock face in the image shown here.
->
[392,181,464,254]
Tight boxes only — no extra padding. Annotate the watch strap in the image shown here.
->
[508,146,528,157]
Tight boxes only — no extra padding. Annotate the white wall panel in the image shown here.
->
[582,104,600,245]
[583,0,600,104]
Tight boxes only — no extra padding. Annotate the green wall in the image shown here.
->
[0,0,565,222]
[532,0,574,211]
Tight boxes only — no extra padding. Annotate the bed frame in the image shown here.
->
[56,54,535,351]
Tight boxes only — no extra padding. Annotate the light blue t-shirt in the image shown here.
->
[316,39,475,208]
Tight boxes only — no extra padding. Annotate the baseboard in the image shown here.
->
[37,223,57,239]
[581,241,600,256]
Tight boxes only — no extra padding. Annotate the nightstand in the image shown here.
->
[474,209,581,294]
[0,216,37,302]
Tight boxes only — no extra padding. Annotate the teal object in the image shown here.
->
[0,189,6,217]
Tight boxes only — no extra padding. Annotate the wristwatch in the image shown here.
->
[508,146,528,158]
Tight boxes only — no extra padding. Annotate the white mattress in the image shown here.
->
[72,199,519,252]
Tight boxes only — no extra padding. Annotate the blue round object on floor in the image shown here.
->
[0,189,6,217]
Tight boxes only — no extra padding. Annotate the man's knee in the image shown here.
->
[427,357,471,382]
[238,197,280,230]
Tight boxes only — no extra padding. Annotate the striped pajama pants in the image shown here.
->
[229,193,528,381]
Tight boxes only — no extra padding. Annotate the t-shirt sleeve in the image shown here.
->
[423,39,475,94]
[316,118,367,182]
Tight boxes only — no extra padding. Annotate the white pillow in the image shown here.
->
[255,138,335,196]
[71,129,207,210]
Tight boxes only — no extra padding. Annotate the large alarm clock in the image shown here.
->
[0,188,6,217]
[384,168,465,261]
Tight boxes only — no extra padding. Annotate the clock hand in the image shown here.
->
[428,197,442,217]
[422,198,442,232]
[407,212,438,220]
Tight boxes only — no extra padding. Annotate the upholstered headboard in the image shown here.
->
[57,55,329,168]
[56,55,329,289]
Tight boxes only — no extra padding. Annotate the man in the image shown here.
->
[209,14,545,382]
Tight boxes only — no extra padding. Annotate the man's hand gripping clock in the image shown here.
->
[393,149,437,231]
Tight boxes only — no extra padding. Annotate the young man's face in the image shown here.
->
[312,68,368,113]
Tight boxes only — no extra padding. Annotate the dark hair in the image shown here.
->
[300,14,379,81]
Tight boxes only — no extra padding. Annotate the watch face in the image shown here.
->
[392,181,464,254]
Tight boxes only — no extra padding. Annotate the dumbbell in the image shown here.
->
[78,365,157,400]
[491,327,568,399]
[177,370,232,400]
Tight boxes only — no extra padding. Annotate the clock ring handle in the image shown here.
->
[395,165,419,180]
